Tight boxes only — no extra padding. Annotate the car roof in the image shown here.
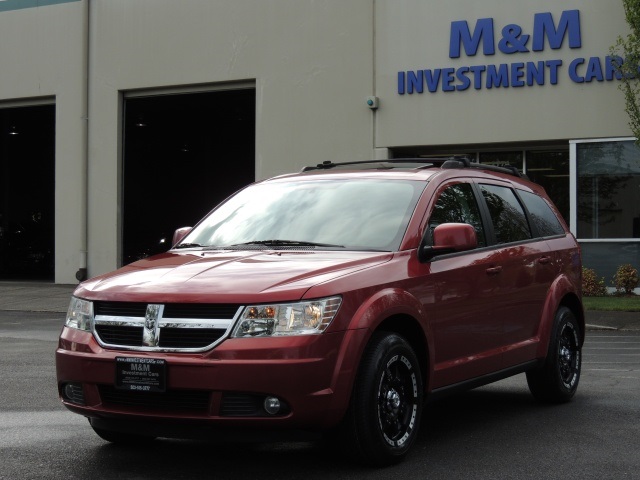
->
[265,157,542,192]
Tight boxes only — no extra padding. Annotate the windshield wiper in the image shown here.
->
[228,240,345,248]
[174,243,207,249]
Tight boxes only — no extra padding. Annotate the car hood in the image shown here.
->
[75,249,393,303]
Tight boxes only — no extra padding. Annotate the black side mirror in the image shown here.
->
[172,227,192,247]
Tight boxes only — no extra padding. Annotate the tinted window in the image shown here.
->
[518,190,565,237]
[480,184,531,244]
[429,183,486,247]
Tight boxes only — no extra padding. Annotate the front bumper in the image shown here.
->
[56,326,367,435]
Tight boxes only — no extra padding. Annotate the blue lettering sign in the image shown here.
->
[450,18,495,58]
[532,10,581,51]
[546,60,562,85]
[450,10,581,58]
[486,64,509,88]
[567,57,618,83]
[456,67,471,91]
[569,58,585,83]
[605,56,624,81]
[526,61,545,86]
[499,25,530,54]
[425,69,441,92]
[469,65,486,89]
[407,70,424,94]
[585,57,604,82]
[397,10,626,94]
[511,63,526,87]
[442,68,456,91]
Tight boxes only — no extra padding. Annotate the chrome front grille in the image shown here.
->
[92,301,243,352]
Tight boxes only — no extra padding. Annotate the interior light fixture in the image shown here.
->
[8,125,18,135]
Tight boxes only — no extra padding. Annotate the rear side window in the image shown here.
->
[429,183,486,247]
[480,184,531,244]
[518,190,565,237]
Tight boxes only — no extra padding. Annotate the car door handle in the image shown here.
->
[486,266,502,275]
[538,256,552,265]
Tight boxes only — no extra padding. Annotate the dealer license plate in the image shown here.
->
[115,357,166,393]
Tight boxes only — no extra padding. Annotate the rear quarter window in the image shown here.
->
[518,189,566,237]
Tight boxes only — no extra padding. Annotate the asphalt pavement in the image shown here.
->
[0,281,639,330]
[0,281,76,313]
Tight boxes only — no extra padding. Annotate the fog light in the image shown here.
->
[63,382,85,405]
[263,396,281,415]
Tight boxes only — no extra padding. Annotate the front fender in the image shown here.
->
[347,287,426,332]
[324,288,435,423]
[347,288,434,388]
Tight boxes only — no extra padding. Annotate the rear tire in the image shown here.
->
[527,306,581,403]
[340,332,423,466]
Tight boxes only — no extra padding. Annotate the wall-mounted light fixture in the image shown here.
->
[366,96,379,110]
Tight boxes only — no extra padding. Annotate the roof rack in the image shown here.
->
[300,157,526,179]
[300,158,439,172]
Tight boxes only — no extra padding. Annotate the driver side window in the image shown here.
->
[429,183,486,247]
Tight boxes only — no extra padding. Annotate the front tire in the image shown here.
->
[527,306,581,403]
[340,332,423,466]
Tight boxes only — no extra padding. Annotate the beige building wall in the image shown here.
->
[0,1,633,283]
[0,1,86,284]
[87,0,375,277]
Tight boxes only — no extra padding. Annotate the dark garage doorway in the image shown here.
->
[0,105,55,280]
[122,89,255,265]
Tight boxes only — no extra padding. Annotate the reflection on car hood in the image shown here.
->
[75,249,393,303]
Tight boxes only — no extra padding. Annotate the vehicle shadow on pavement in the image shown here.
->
[73,379,563,479]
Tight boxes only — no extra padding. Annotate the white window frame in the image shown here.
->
[570,136,640,242]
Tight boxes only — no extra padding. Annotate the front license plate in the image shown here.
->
[115,357,166,393]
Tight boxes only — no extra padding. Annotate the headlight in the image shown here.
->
[65,297,93,331]
[232,296,342,337]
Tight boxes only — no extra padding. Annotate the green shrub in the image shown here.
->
[582,267,607,297]
[612,264,639,295]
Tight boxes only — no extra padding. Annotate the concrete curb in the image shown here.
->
[584,310,640,331]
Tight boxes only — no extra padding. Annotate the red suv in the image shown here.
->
[56,158,583,466]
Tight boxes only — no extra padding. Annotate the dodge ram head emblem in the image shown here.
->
[142,304,164,347]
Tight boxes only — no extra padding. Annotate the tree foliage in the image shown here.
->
[612,0,640,142]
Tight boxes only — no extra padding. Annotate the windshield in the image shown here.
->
[179,178,426,251]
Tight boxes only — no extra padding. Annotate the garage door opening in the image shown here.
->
[122,89,255,265]
[0,105,55,280]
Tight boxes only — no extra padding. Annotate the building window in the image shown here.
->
[479,151,523,171]
[576,140,640,239]
[478,150,569,223]
[525,151,569,224]
[392,146,571,224]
